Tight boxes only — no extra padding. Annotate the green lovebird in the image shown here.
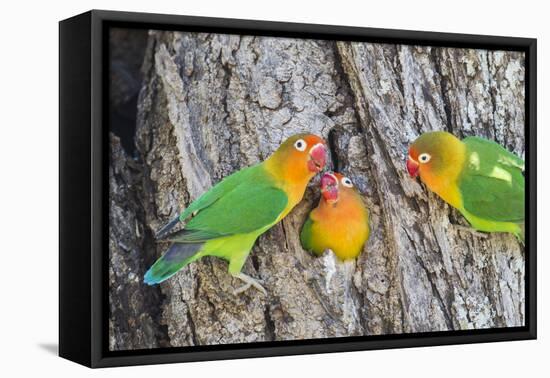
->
[407,131,525,240]
[144,134,328,294]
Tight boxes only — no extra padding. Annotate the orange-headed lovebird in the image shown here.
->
[300,172,370,260]
[407,131,524,240]
[144,134,327,295]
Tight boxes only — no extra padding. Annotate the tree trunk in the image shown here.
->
[109,30,525,350]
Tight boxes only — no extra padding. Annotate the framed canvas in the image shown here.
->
[59,10,537,368]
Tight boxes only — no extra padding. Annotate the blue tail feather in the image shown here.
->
[144,242,203,285]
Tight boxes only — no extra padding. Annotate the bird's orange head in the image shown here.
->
[267,134,328,183]
[320,172,356,204]
[407,131,464,184]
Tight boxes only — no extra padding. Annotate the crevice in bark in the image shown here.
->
[109,134,171,350]
[432,49,455,135]
[109,28,148,155]
[185,300,199,346]
[414,254,454,330]
[263,306,276,341]
[327,128,341,171]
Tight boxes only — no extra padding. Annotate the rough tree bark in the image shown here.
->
[108,30,525,351]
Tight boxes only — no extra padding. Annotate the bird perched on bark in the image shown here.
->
[407,131,524,240]
[144,134,328,295]
[300,172,370,260]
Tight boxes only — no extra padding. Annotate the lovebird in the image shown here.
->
[144,134,328,294]
[407,131,524,240]
[300,172,370,260]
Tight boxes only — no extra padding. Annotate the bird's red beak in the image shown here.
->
[321,172,339,203]
[407,156,419,178]
[308,143,327,173]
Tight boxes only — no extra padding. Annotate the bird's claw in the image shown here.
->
[453,224,489,239]
[232,273,267,296]
[233,283,252,295]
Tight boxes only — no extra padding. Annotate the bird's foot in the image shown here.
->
[232,273,267,296]
[452,224,489,239]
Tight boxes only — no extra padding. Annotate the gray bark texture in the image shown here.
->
[108,29,525,351]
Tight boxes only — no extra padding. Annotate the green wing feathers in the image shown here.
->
[155,166,257,240]
[165,228,223,243]
[178,165,257,222]
[159,165,288,242]
[300,216,314,252]
[463,136,524,171]
[460,137,525,222]
[185,184,288,236]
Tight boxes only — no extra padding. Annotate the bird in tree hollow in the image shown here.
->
[300,172,370,260]
[407,131,524,241]
[144,134,328,295]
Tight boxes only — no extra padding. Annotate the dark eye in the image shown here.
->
[341,177,353,188]
[419,153,431,163]
[294,139,307,151]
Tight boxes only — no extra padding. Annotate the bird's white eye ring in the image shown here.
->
[341,177,353,188]
[294,139,307,151]
[419,153,431,163]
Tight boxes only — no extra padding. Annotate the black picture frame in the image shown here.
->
[59,9,537,368]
